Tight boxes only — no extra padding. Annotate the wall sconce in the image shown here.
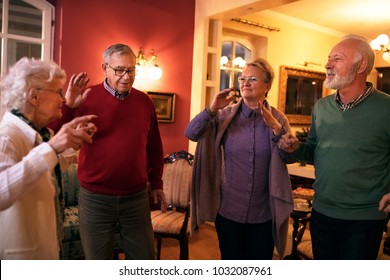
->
[136,47,162,80]
[370,34,390,63]
[220,56,246,68]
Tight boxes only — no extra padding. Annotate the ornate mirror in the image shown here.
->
[278,66,329,125]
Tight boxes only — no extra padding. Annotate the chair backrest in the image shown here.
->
[163,154,193,208]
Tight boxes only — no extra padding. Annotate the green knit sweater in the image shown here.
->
[294,90,390,220]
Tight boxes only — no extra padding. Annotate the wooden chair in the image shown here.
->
[150,151,193,260]
[284,211,313,260]
[295,215,313,259]
[287,214,390,260]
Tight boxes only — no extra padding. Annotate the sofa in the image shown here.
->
[60,164,123,259]
[60,163,84,259]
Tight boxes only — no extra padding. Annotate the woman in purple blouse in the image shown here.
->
[185,58,296,260]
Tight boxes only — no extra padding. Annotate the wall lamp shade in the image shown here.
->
[136,47,162,80]
[371,34,390,63]
[148,65,162,80]
[220,55,247,68]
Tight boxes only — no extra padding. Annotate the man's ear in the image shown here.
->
[102,63,107,71]
[357,58,368,74]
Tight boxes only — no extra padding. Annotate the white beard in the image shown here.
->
[325,70,356,90]
[325,62,359,90]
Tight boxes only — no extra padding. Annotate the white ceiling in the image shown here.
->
[266,0,390,40]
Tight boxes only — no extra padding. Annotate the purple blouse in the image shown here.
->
[218,103,272,224]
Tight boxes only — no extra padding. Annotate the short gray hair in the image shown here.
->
[341,34,375,75]
[0,57,66,111]
[245,57,274,85]
[103,43,136,64]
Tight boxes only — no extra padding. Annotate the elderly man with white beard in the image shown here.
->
[278,34,390,260]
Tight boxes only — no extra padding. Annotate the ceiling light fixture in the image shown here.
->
[370,34,390,63]
[136,47,162,80]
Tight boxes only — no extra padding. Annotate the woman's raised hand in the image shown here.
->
[209,87,237,113]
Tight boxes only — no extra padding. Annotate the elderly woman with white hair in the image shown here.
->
[0,57,97,259]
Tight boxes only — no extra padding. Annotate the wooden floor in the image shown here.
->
[154,219,390,260]
[156,222,221,260]
[155,222,282,260]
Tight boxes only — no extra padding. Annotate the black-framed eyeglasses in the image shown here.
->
[35,88,64,98]
[237,76,260,84]
[106,64,136,77]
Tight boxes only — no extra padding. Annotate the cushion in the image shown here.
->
[63,206,80,242]
[151,210,189,234]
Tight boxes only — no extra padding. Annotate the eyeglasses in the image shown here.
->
[238,76,261,84]
[106,64,136,77]
[35,88,64,98]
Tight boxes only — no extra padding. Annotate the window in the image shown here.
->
[0,0,54,73]
[219,40,251,93]
[0,0,53,117]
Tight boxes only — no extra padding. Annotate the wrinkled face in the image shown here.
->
[325,40,360,90]
[33,78,65,128]
[103,52,136,93]
[239,65,271,102]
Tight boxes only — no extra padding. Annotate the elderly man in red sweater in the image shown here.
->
[50,43,167,260]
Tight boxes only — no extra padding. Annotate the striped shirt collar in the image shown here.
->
[103,79,130,100]
[335,82,374,111]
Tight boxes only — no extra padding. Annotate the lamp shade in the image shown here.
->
[149,65,162,80]
[383,51,390,63]
[377,34,390,46]
[370,39,381,51]
[220,56,229,66]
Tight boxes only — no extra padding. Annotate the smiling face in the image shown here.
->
[239,65,271,106]
[325,39,361,90]
[103,52,136,94]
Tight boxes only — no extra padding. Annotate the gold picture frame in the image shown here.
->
[278,66,330,125]
[147,92,176,123]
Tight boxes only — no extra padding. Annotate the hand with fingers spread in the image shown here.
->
[48,115,97,154]
[260,102,283,136]
[209,87,237,114]
[65,72,91,108]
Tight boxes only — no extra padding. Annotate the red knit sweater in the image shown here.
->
[50,83,163,195]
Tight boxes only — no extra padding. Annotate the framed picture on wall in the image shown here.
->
[147,92,176,123]
[376,67,390,95]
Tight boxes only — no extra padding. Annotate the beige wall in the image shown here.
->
[222,11,342,109]
[189,0,382,152]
